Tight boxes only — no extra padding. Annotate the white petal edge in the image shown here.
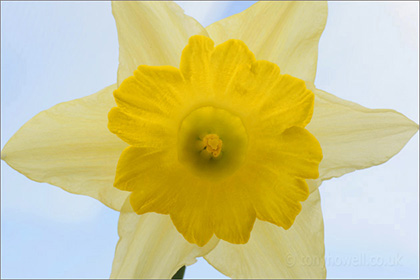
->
[110,198,219,279]
[1,84,129,211]
[204,189,325,279]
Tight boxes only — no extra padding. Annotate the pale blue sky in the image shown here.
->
[1,1,418,279]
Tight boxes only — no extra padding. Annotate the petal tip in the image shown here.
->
[1,147,8,161]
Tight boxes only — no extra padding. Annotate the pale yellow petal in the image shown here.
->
[307,85,419,181]
[308,178,322,194]
[1,85,129,211]
[206,1,328,82]
[204,190,325,279]
[111,199,219,279]
[112,1,208,85]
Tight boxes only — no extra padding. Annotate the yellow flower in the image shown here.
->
[1,2,418,279]
[108,34,323,247]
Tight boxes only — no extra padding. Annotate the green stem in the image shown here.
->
[172,266,186,279]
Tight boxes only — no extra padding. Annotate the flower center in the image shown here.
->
[178,106,248,179]
[202,134,222,157]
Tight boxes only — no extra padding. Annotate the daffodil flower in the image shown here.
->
[1,2,418,279]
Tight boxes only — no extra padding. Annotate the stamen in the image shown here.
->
[202,134,222,157]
